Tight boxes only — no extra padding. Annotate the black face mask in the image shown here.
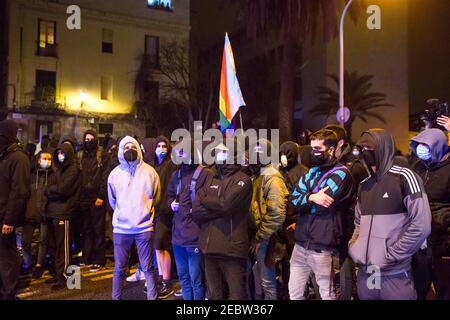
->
[311,148,334,167]
[124,149,138,162]
[84,140,97,152]
[362,149,377,168]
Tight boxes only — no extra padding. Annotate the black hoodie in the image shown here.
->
[78,130,110,205]
[25,149,54,223]
[279,141,308,226]
[410,129,450,256]
[153,136,177,218]
[45,143,81,220]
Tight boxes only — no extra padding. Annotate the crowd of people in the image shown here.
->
[0,115,449,300]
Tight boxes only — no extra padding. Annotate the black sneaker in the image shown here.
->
[158,282,174,299]
[51,280,66,291]
[32,266,44,279]
[174,288,183,297]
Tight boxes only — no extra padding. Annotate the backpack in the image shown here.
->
[176,165,204,202]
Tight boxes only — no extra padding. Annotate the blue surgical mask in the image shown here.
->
[155,147,168,158]
[416,144,431,161]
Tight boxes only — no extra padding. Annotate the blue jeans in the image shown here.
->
[112,232,157,300]
[172,245,205,300]
[255,238,277,300]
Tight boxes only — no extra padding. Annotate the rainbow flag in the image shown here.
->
[219,33,245,130]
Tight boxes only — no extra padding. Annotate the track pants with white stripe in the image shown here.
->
[47,218,72,280]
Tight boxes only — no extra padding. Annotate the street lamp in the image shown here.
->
[339,0,353,127]
[80,90,87,109]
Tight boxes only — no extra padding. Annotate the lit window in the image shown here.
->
[38,19,56,48]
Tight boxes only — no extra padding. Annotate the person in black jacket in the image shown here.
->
[22,149,54,279]
[410,128,450,300]
[0,120,30,300]
[167,141,210,300]
[192,142,252,300]
[152,136,177,297]
[325,124,368,300]
[45,142,81,290]
[289,129,354,300]
[78,130,110,271]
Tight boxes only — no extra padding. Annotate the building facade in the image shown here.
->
[3,0,190,143]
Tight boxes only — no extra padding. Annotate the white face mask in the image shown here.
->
[58,154,65,163]
[40,160,51,169]
[280,155,288,168]
[416,144,431,161]
[216,151,229,163]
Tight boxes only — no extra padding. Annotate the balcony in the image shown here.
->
[36,42,58,58]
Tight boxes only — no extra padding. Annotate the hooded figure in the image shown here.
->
[349,129,432,300]
[279,141,308,237]
[78,129,110,269]
[410,129,450,300]
[108,136,161,234]
[192,140,252,300]
[0,120,30,300]
[141,137,156,165]
[44,142,81,288]
[107,136,161,300]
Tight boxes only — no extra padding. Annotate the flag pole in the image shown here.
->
[239,109,244,131]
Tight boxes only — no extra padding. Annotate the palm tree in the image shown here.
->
[311,71,393,139]
[244,0,364,141]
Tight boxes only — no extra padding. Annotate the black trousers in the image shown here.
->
[81,203,106,266]
[0,233,21,300]
[205,255,247,300]
[47,218,72,280]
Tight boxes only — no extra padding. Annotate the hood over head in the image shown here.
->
[410,128,449,164]
[155,136,171,156]
[280,141,300,169]
[54,142,76,169]
[0,120,18,150]
[141,137,156,165]
[357,128,395,178]
[58,135,76,150]
[118,136,143,168]
[83,129,99,151]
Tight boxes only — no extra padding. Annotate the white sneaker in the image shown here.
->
[126,269,144,282]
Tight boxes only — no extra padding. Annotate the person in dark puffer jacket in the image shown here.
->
[192,142,252,300]
[44,142,81,290]
[22,148,54,279]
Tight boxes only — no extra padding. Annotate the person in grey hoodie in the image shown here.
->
[107,136,161,300]
[349,128,432,300]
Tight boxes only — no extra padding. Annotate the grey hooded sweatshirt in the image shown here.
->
[349,129,432,276]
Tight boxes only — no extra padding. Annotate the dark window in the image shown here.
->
[142,81,159,106]
[101,76,113,101]
[98,123,113,135]
[145,35,159,68]
[37,19,57,57]
[102,29,113,53]
[147,0,173,11]
[35,120,53,140]
[35,70,56,102]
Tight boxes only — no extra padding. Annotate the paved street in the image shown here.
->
[16,259,182,300]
